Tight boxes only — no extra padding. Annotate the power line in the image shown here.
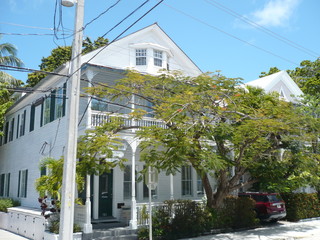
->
[0,32,71,36]
[204,0,319,58]
[0,64,69,77]
[83,0,122,30]
[101,0,150,38]
[163,2,301,67]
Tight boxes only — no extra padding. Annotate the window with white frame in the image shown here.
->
[136,49,147,66]
[19,110,26,137]
[91,98,108,112]
[197,174,204,196]
[43,97,51,125]
[0,173,10,197]
[123,165,132,199]
[18,169,28,198]
[8,118,14,142]
[181,166,192,196]
[54,87,64,119]
[153,50,163,67]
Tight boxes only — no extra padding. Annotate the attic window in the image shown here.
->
[153,50,163,67]
[136,49,147,65]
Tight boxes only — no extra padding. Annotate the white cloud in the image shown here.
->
[251,0,300,27]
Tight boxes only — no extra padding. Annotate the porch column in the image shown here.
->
[93,174,99,219]
[129,139,138,229]
[170,174,174,200]
[83,174,92,233]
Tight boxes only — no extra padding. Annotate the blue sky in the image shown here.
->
[1,0,319,83]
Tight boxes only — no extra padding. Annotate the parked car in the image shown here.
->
[238,192,286,222]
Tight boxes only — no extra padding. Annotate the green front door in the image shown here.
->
[99,171,113,217]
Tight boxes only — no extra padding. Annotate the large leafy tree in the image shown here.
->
[27,37,108,87]
[86,71,309,208]
[289,58,320,96]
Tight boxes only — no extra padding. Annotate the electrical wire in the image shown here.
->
[83,0,122,30]
[0,32,71,37]
[67,0,151,69]
[163,2,301,67]
[204,0,319,58]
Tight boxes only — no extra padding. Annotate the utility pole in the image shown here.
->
[59,0,84,239]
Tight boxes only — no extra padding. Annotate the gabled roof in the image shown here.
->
[245,70,303,102]
[81,23,202,77]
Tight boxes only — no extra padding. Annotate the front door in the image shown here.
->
[99,171,113,218]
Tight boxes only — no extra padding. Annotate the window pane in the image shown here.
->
[136,49,147,66]
[123,165,131,199]
[154,50,162,67]
[181,166,192,196]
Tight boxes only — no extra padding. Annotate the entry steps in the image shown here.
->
[86,227,137,240]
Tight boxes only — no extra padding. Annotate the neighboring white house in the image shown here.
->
[0,23,205,230]
[245,70,303,102]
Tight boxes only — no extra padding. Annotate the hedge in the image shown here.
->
[281,193,320,221]
[0,198,20,213]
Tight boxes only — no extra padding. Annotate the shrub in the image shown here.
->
[47,213,82,234]
[281,193,320,221]
[212,196,259,229]
[0,198,20,212]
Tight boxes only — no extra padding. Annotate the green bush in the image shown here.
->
[212,196,259,229]
[138,199,212,240]
[281,193,320,221]
[137,197,259,240]
[47,213,82,234]
[0,198,20,212]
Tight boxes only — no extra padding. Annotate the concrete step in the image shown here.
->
[88,227,137,240]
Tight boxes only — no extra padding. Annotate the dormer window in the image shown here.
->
[153,50,163,67]
[136,49,147,65]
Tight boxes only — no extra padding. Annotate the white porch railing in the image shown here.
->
[91,111,167,129]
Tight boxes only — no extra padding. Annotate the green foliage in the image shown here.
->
[289,58,320,96]
[138,199,212,240]
[137,198,259,240]
[26,36,108,87]
[77,117,127,176]
[35,157,84,202]
[259,67,281,78]
[212,196,259,229]
[281,193,320,221]
[47,213,81,234]
[87,70,311,208]
[0,198,20,212]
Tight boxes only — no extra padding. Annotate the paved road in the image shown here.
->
[183,219,320,240]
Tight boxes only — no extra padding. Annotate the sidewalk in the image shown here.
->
[182,219,320,240]
[0,229,29,240]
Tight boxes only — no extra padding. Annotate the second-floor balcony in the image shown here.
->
[90,111,167,130]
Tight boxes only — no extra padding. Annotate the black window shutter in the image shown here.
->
[30,105,35,132]
[50,90,56,122]
[7,173,10,197]
[40,103,44,127]
[22,110,26,135]
[4,122,9,144]
[62,83,67,117]
[17,170,21,197]
[16,115,20,138]
[24,170,28,198]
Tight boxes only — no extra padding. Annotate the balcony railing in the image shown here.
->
[91,111,167,129]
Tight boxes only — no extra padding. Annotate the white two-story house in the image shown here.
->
[0,23,205,229]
